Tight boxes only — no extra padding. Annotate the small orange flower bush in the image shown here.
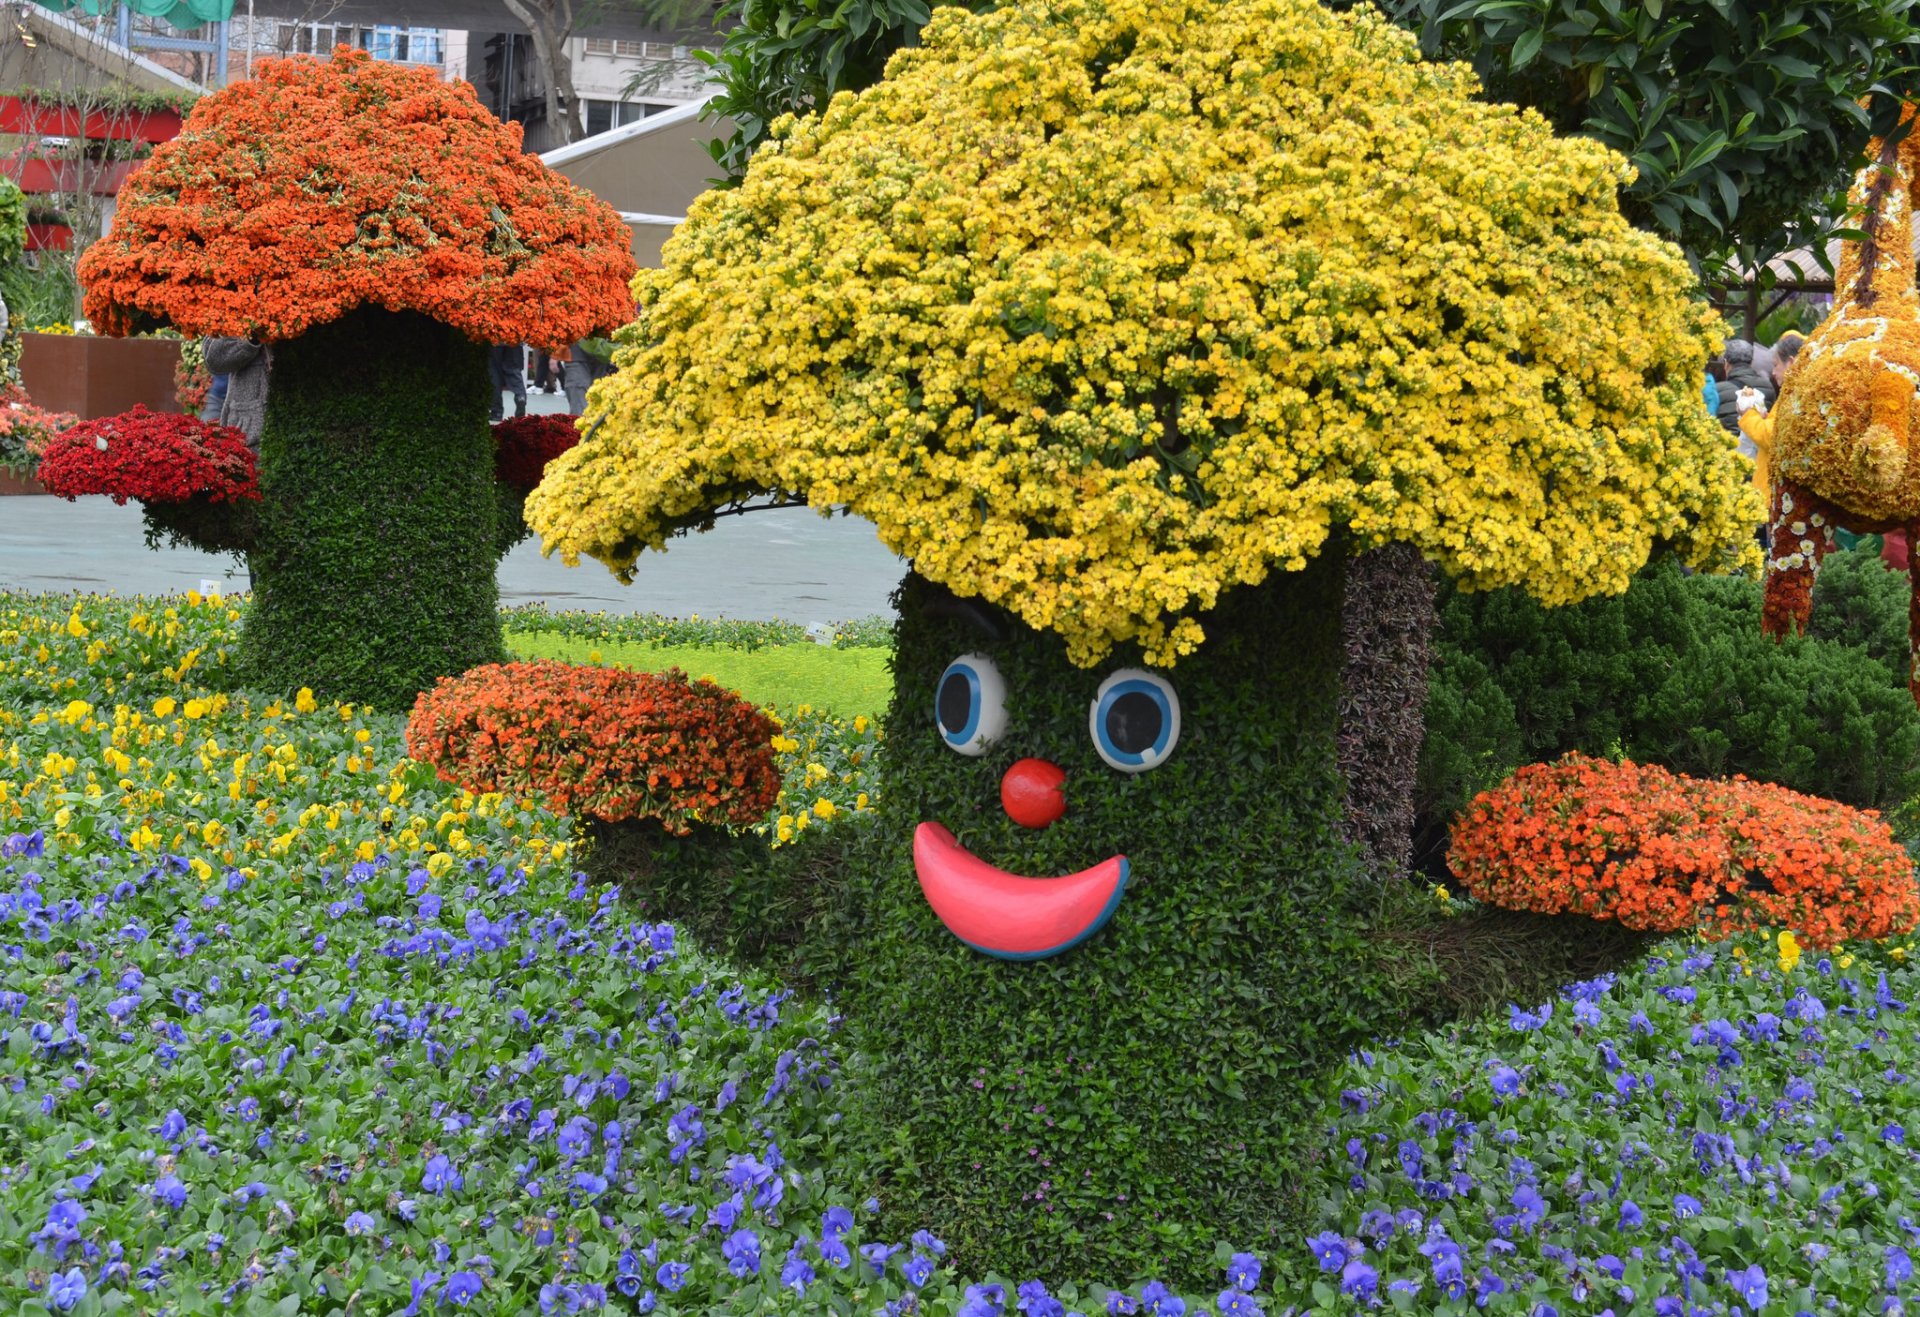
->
[1449,754,1920,949]
[406,661,782,833]
[78,47,635,348]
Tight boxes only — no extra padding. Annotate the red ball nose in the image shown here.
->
[1001,757,1067,829]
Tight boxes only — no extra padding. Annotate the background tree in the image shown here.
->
[1352,0,1920,284]
[701,0,1920,281]
[529,0,1760,1277]
[79,49,635,707]
[499,0,590,144]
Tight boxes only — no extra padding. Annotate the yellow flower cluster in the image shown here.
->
[527,0,1759,667]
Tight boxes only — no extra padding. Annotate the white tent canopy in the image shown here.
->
[540,97,727,268]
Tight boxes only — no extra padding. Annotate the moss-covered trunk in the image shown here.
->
[815,556,1421,1282]
[238,307,503,708]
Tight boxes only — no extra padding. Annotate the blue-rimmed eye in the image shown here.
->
[935,654,1008,756]
[1089,668,1180,772]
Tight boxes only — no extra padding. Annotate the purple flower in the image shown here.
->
[1227,1253,1261,1291]
[1308,1231,1348,1272]
[1673,1194,1703,1219]
[1340,1259,1379,1301]
[445,1271,483,1305]
[1889,1246,1914,1288]
[1616,1200,1643,1231]
[422,1154,463,1194]
[655,1262,688,1293]
[722,1228,761,1278]
[1729,1264,1768,1309]
[1490,1065,1522,1098]
[781,1254,816,1292]
[152,1174,187,1210]
[818,1236,852,1270]
[47,1268,87,1311]
[345,1211,377,1236]
[1509,1002,1553,1030]
[1216,1289,1261,1314]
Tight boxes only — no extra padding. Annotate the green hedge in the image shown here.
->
[237,307,505,708]
[1415,552,1920,874]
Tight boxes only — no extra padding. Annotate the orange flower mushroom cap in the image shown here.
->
[79,48,637,347]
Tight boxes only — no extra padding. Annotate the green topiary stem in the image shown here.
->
[237,307,504,708]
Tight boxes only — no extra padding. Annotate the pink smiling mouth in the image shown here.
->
[911,822,1130,961]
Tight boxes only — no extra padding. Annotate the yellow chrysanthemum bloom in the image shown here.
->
[528,0,1759,667]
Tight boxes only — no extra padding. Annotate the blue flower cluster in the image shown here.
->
[1295,949,1920,1313]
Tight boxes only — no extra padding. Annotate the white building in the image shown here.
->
[213,14,714,152]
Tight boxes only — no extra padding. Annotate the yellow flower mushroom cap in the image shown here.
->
[528,0,1761,667]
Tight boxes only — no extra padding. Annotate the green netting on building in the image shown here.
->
[34,0,234,32]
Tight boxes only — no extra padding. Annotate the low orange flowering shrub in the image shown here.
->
[1449,754,1920,949]
[406,661,782,833]
[78,47,635,347]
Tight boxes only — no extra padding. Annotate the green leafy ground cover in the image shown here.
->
[3,590,1918,1315]
[506,631,892,722]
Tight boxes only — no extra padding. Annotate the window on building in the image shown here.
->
[365,27,445,64]
[583,100,654,136]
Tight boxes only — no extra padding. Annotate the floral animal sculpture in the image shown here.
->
[1761,110,1920,701]
[528,0,1759,1280]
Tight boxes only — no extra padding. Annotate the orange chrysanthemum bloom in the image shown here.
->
[79,47,635,347]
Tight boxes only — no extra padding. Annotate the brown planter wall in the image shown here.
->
[0,470,45,495]
[21,333,182,421]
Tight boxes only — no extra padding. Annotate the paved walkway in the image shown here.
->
[0,385,908,624]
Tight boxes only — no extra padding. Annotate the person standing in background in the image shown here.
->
[490,343,528,422]
[203,336,270,591]
[1714,340,1772,434]
[204,337,269,448]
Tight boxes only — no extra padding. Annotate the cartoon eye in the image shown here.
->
[1089,668,1180,772]
[935,654,1008,756]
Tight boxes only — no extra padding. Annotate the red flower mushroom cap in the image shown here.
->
[79,47,637,347]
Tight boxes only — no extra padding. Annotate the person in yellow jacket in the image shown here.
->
[1734,331,1805,509]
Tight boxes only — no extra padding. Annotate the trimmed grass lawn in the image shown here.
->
[506,629,894,720]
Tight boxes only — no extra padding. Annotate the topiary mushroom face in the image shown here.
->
[820,562,1378,1278]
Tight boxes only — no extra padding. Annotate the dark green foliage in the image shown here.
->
[584,813,861,981]
[1415,554,1920,875]
[697,0,990,178]
[1374,905,1655,1029]
[141,498,257,558]
[1358,0,1919,272]
[237,307,505,709]
[1807,544,1913,689]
